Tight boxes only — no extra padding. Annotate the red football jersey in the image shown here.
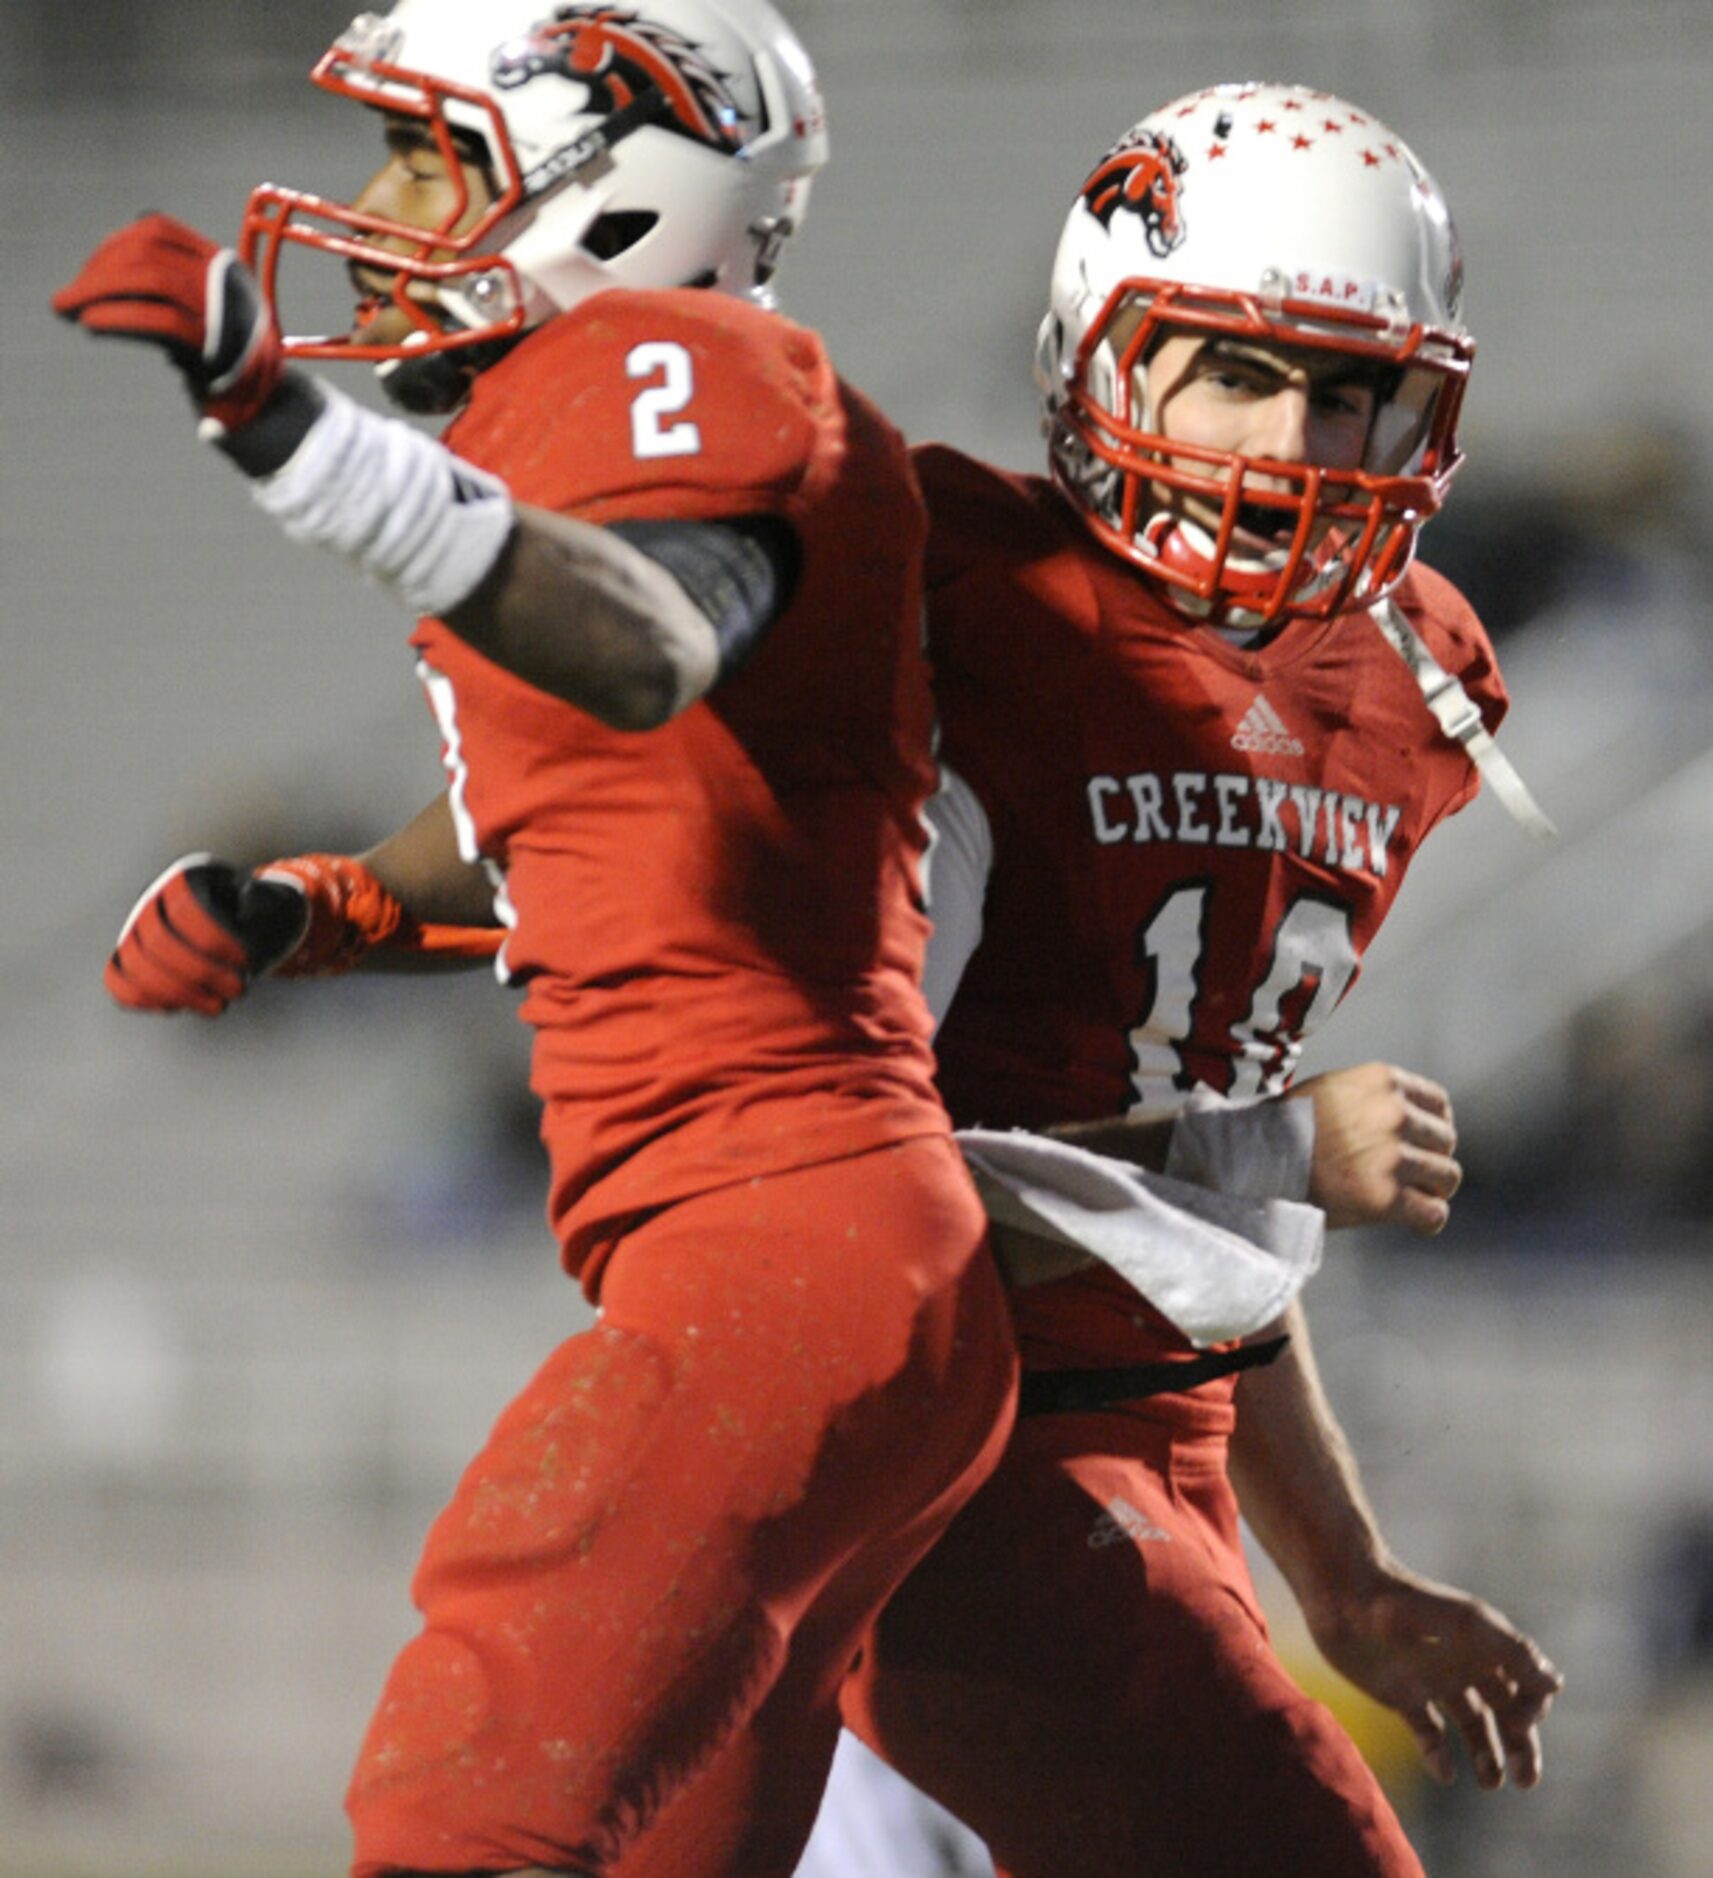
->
[916,443,1509,1370]
[412,291,947,1285]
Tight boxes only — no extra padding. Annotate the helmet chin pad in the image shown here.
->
[1138,512,1350,627]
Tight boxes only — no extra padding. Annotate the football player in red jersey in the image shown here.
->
[803,83,1564,1878]
[54,5,1021,1875]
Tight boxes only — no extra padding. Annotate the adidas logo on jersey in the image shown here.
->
[1088,1495,1172,1549]
[1231,694,1305,758]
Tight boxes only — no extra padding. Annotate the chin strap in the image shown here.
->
[1369,596,1557,841]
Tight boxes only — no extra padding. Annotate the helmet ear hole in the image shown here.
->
[581,210,660,260]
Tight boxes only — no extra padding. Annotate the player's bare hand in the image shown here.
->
[53,213,285,432]
[1288,1062,1460,1235]
[1304,1564,1562,1790]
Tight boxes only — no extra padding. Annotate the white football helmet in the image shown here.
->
[241,0,827,394]
[1036,82,1473,626]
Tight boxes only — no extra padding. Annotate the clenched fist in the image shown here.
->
[54,213,285,433]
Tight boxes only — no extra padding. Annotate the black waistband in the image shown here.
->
[1016,1333,1290,1417]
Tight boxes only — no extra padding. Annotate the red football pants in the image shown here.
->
[617,1395,1421,1878]
[345,1136,1017,1877]
[839,1402,1424,1877]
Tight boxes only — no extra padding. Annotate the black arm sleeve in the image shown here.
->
[606,514,801,685]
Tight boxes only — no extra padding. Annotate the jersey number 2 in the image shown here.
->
[627,342,702,460]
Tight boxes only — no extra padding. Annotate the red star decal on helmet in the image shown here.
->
[1361,149,1382,167]
[1385,142,1400,157]
[1176,102,1199,118]
[1255,118,1276,134]
[1282,99,1304,111]
[1292,133,1314,150]
[1347,111,1369,125]
[1322,118,1344,133]
[1207,141,1228,159]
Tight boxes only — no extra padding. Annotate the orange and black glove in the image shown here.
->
[104,852,503,1016]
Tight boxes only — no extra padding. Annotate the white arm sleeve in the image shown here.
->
[919,760,992,1028]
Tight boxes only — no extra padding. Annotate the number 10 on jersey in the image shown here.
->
[1130,885,1359,1106]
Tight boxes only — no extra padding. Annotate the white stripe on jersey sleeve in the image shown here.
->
[919,760,993,1030]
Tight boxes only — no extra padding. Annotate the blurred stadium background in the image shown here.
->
[4,0,1713,1872]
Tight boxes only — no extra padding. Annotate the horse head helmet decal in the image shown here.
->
[1079,128,1188,258]
[491,5,751,154]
